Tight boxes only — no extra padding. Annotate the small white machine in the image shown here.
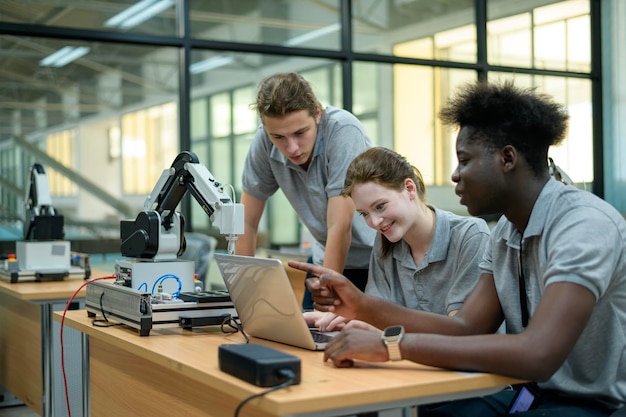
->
[86,151,244,334]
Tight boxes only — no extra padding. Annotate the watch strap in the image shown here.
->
[385,340,402,361]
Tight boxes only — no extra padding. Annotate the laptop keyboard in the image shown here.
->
[310,330,334,343]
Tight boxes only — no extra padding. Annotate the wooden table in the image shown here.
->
[0,270,111,417]
[59,309,524,417]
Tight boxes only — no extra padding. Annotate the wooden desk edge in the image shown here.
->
[0,269,112,301]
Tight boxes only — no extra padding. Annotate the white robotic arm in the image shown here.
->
[23,163,64,240]
[120,151,244,260]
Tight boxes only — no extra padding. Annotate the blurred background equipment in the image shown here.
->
[2,164,90,283]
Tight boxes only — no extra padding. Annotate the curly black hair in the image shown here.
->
[439,79,569,174]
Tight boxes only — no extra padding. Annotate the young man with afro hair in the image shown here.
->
[289,80,626,416]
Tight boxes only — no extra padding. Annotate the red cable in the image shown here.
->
[60,275,115,417]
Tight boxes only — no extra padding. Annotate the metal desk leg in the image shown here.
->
[41,303,53,417]
[81,332,90,417]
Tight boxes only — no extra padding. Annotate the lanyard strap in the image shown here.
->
[519,235,530,328]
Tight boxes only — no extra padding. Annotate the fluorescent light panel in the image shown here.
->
[40,46,90,67]
[104,0,175,29]
[188,24,340,75]
[282,23,340,47]
[190,56,235,74]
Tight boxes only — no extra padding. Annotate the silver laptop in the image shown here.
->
[213,253,336,350]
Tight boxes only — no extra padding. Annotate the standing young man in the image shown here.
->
[289,80,626,416]
[238,72,375,308]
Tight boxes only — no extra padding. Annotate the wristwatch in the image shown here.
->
[382,325,404,361]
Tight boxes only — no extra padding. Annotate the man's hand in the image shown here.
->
[288,261,365,320]
[323,328,389,367]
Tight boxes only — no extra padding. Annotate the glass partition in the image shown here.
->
[0,0,602,250]
[190,0,341,50]
[488,0,591,72]
[352,0,476,63]
[0,0,178,36]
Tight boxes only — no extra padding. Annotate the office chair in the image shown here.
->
[611,407,626,417]
[179,232,217,284]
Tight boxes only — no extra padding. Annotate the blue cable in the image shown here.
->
[151,274,183,298]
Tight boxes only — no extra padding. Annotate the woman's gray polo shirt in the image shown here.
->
[365,207,490,315]
[242,106,375,268]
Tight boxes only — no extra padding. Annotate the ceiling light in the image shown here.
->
[190,56,235,75]
[282,23,340,47]
[40,46,90,67]
[104,0,175,29]
[189,24,341,75]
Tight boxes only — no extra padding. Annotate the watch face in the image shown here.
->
[385,326,403,337]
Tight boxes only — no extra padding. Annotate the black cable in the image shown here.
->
[91,292,123,328]
[221,316,249,343]
[233,369,297,417]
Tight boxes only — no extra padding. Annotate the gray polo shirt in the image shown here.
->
[365,207,490,315]
[242,106,375,268]
[481,178,626,407]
